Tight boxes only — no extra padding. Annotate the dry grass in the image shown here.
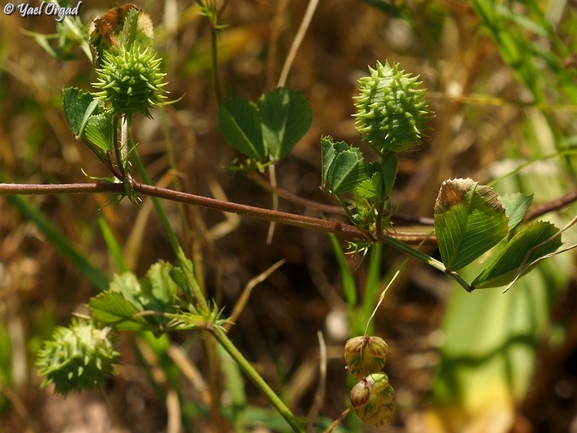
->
[1,1,577,432]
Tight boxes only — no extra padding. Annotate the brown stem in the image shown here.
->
[524,189,577,221]
[249,171,435,226]
[0,181,435,245]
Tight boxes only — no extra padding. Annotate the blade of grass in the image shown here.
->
[328,233,357,308]
[360,244,383,333]
[97,214,129,273]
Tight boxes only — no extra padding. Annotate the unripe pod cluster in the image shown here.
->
[344,335,388,378]
[345,335,394,425]
[353,61,432,153]
[350,373,395,426]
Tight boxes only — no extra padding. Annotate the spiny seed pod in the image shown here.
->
[344,335,388,378]
[350,372,395,426]
[92,45,168,118]
[353,61,433,153]
[36,319,119,395]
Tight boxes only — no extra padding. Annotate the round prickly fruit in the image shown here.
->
[92,45,168,118]
[36,319,119,395]
[354,61,433,153]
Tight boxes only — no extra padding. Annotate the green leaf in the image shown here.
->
[218,99,265,160]
[472,221,562,289]
[62,87,99,137]
[321,136,368,194]
[258,88,312,160]
[354,164,383,200]
[140,261,179,314]
[89,291,148,331]
[434,178,509,270]
[109,272,144,310]
[84,114,114,152]
[501,192,533,230]
[169,266,189,297]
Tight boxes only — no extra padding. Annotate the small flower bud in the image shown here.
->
[350,373,395,426]
[344,335,388,378]
[353,61,433,153]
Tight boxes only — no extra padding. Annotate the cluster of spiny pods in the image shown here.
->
[344,335,394,426]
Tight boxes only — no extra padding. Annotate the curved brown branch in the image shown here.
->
[525,189,577,221]
[248,171,435,226]
[0,181,436,245]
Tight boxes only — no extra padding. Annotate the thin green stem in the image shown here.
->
[131,151,210,313]
[380,235,473,291]
[209,17,222,104]
[374,200,385,242]
[112,116,125,179]
[209,326,305,433]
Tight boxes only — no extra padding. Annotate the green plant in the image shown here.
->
[2,2,576,432]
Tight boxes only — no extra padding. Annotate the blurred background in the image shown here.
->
[1,0,577,432]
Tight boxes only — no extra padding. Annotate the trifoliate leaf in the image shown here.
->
[354,165,383,200]
[62,87,99,137]
[434,178,509,270]
[501,192,533,230]
[84,114,113,152]
[258,88,312,160]
[218,98,266,161]
[109,272,143,311]
[89,291,148,331]
[321,136,368,195]
[139,261,179,318]
[472,221,562,289]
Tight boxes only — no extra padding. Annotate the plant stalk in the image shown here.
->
[209,325,305,433]
[0,181,436,245]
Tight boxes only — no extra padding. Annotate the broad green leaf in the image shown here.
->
[109,272,144,311]
[84,114,113,152]
[62,87,99,137]
[354,157,397,201]
[434,178,509,270]
[321,136,367,194]
[258,88,312,160]
[472,221,562,289]
[105,263,179,331]
[354,164,383,200]
[89,291,148,331]
[218,99,265,160]
[169,266,189,297]
[501,192,533,230]
[140,261,179,314]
